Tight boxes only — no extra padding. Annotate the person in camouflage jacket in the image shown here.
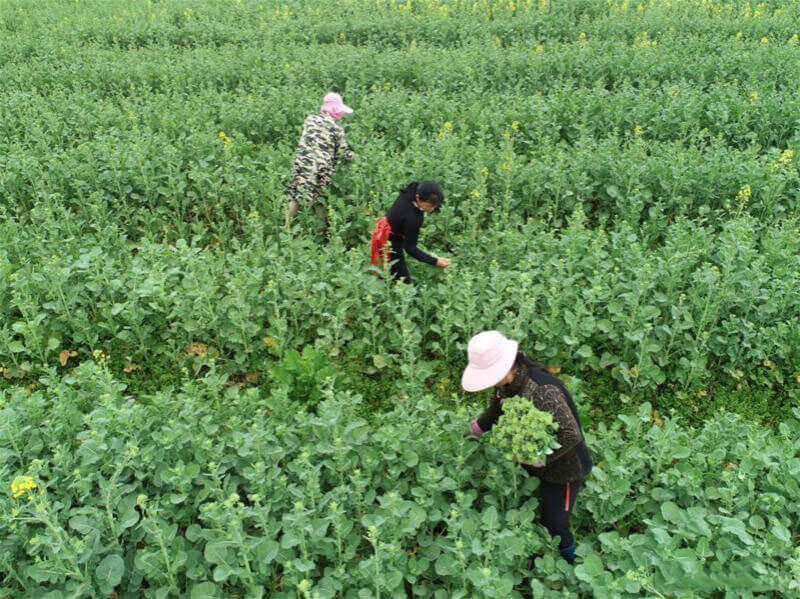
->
[286,92,355,227]
[461,331,593,565]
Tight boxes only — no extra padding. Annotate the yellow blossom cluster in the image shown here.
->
[273,5,292,19]
[11,476,38,500]
[737,185,752,201]
[773,149,795,170]
[634,31,658,48]
[92,349,110,365]
[218,131,232,148]
[437,121,454,139]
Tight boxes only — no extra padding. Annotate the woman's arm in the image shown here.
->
[469,395,504,435]
[336,126,355,163]
[403,222,437,265]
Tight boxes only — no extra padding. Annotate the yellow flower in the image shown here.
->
[749,91,759,103]
[633,125,644,137]
[510,121,519,131]
[262,337,277,348]
[791,33,799,44]
[481,167,489,178]
[634,31,657,48]
[92,349,109,365]
[737,185,752,200]
[579,32,587,41]
[736,31,743,39]
[11,476,37,499]
[772,149,795,169]
[760,36,769,45]
[470,189,481,199]
[534,44,543,53]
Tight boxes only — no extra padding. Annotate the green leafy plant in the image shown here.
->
[488,396,561,465]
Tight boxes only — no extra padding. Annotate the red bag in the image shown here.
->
[370,217,392,268]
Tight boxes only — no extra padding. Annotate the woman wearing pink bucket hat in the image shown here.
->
[286,92,355,229]
[462,330,592,565]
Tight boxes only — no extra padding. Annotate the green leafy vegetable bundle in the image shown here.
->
[488,396,561,465]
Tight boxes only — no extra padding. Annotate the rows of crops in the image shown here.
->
[1,0,800,597]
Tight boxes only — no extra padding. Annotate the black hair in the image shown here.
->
[514,352,545,372]
[416,180,444,205]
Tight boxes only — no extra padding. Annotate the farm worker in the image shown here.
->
[286,92,355,227]
[462,331,593,564]
[370,181,451,284]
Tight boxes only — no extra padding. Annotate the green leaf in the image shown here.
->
[204,541,231,564]
[574,554,604,581]
[213,564,231,582]
[95,554,125,588]
[772,523,791,544]
[186,524,203,542]
[254,539,279,563]
[719,517,754,545]
[434,553,458,576]
[660,501,682,524]
[69,515,97,535]
[482,506,499,529]
[361,514,385,528]
[191,582,219,599]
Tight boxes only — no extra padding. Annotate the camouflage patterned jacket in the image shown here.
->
[288,112,354,201]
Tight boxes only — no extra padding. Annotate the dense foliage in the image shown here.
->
[2,0,800,597]
[2,367,800,597]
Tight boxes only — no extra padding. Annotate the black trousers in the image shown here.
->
[524,468,582,550]
[389,238,411,284]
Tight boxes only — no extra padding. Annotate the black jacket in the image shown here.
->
[385,182,437,266]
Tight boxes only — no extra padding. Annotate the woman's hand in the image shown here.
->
[437,257,451,268]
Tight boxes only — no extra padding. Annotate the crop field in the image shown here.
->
[1,0,800,597]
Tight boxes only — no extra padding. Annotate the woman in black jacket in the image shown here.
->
[371,181,451,283]
[462,330,593,564]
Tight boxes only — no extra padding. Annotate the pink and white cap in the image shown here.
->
[321,92,353,120]
[461,330,519,392]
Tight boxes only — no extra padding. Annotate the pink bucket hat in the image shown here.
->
[461,331,519,392]
[321,92,353,120]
